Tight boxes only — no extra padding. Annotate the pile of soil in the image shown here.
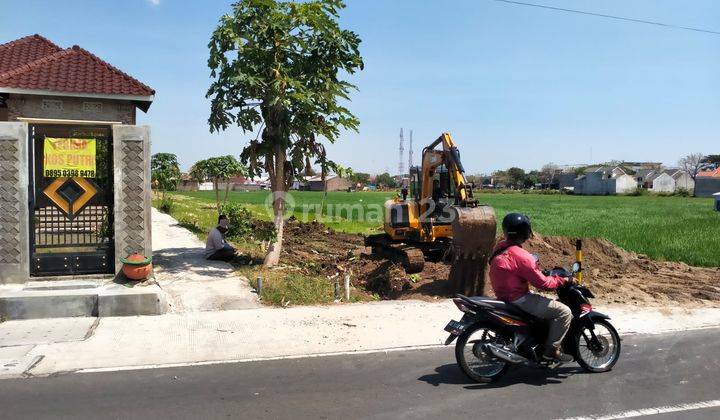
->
[281,218,364,274]
[275,218,720,306]
[523,236,720,306]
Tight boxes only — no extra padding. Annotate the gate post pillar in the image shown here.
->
[112,125,152,273]
[0,122,30,284]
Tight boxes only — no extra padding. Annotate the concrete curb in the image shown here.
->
[0,299,717,379]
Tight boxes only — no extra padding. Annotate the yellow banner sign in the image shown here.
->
[43,138,97,178]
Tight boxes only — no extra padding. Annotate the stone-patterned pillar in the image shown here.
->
[0,122,29,284]
[112,125,152,272]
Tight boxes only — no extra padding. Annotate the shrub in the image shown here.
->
[221,202,255,239]
[627,187,648,197]
[674,188,691,197]
[158,196,175,213]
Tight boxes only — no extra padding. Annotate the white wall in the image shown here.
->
[615,175,638,194]
[674,173,695,190]
[651,173,675,193]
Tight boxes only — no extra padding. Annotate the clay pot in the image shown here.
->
[120,253,153,281]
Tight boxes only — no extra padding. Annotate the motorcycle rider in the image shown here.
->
[489,213,574,363]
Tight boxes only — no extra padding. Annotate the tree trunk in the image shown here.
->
[263,146,287,267]
[214,179,220,214]
[223,180,231,208]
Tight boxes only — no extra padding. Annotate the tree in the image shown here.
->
[491,170,509,187]
[701,154,720,167]
[375,172,397,189]
[348,172,370,186]
[539,163,560,185]
[207,0,363,267]
[523,172,540,189]
[678,153,705,181]
[190,156,247,213]
[151,153,180,199]
[507,167,526,189]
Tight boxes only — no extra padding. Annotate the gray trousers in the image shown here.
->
[513,293,573,354]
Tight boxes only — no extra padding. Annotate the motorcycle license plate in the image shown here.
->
[444,320,467,335]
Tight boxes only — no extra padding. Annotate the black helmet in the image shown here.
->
[502,213,532,241]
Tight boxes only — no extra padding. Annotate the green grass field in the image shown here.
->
[164,190,719,267]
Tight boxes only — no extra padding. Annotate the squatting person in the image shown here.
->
[205,214,237,262]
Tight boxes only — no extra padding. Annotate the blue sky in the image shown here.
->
[2,0,719,174]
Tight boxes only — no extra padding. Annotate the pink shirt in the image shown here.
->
[489,241,565,302]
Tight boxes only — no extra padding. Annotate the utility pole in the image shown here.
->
[408,129,413,171]
[398,128,405,175]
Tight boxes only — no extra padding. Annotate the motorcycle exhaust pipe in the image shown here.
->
[482,343,530,364]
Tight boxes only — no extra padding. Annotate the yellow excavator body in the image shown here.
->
[366,133,497,293]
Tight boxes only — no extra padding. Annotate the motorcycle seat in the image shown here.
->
[462,296,530,319]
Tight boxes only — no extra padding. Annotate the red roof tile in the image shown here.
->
[0,35,154,98]
[698,168,720,178]
[0,34,62,75]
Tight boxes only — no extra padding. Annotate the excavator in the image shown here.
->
[365,133,496,294]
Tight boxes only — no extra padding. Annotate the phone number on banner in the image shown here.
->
[44,169,96,178]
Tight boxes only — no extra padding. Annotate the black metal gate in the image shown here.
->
[28,124,114,276]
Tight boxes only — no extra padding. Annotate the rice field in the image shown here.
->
[165,190,719,267]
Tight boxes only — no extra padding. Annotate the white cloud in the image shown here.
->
[148,0,160,5]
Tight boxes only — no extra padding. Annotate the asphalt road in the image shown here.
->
[1,328,719,419]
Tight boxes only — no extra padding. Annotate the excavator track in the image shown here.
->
[365,234,425,274]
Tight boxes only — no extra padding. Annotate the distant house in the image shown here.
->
[622,162,663,173]
[309,175,351,191]
[575,165,637,195]
[575,172,636,195]
[234,177,269,191]
[198,182,214,191]
[584,165,633,179]
[177,173,198,191]
[695,168,720,198]
[558,173,577,190]
[635,169,658,188]
[650,169,694,193]
[650,173,674,193]
[291,174,351,192]
[178,173,254,191]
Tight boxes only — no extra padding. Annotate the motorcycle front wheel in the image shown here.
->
[455,324,510,383]
[573,318,621,373]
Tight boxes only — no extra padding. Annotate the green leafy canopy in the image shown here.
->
[151,153,181,194]
[190,155,248,182]
[206,0,364,185]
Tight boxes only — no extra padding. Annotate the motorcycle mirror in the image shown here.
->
[572,262,581,273]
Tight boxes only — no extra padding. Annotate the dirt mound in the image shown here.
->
[523,235,720,306]
[275,219,720,306]
[281,218,364,274]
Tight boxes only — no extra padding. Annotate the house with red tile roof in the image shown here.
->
[0,34,154,124]
[0,34,156,284]
[695,167,720,197]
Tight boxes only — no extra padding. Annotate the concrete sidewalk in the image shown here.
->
[151,208,260,312]
[2,300,719,379]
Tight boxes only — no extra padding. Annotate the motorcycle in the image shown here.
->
[444,262,621,383]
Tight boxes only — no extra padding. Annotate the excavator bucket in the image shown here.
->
[448,205,497,296]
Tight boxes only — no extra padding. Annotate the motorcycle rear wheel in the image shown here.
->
[574,318,621,373]
[455,324,510,383]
